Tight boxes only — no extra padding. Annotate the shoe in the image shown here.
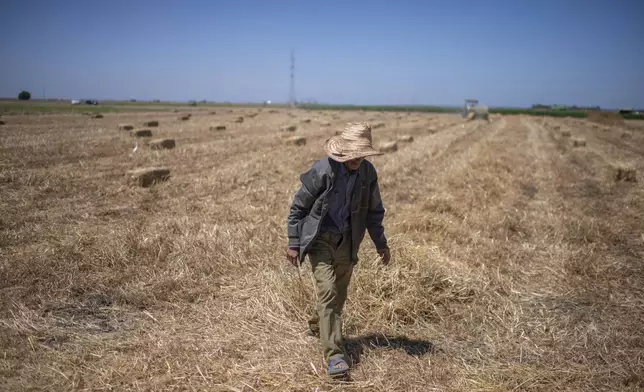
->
[327,357,349,377]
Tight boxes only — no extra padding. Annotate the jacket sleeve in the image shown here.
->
[287,165,324,248]
[366,174,388,250]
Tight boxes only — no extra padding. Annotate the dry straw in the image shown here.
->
[1,109,642,391]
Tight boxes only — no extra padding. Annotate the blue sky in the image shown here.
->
[1,0,643,108]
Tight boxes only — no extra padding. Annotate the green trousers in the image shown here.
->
[307,231,354,362]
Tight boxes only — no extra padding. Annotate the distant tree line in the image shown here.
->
[532,104,601,111]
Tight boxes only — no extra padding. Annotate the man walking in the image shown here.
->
[286,122,391,377]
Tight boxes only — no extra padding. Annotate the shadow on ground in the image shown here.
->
[345,334,436,366]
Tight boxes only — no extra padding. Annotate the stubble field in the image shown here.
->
[1,107,643,391]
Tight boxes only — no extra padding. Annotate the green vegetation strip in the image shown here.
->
[299,104,644,120]
[0,104,176,115]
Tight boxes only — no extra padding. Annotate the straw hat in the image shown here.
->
[324,122,383,162]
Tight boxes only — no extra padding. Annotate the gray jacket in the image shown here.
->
[287,157,388,263]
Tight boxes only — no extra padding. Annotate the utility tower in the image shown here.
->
[289,50,296,108]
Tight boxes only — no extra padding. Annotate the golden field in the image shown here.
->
[1,107,643,391]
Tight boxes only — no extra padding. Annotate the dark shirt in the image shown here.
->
[320,163,358,234]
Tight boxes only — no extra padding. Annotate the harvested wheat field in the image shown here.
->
[1,107,643,391]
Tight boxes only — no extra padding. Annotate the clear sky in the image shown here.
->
[1,0,643,108]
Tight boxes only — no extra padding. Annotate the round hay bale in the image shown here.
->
[379,141,398,153]
[281,125,297,132]
[91,113,104,119]
[572,138,586,147]
[285,136,307,146]
[131,129,153,137]
[210,125,226,131]
[127,167,171,188]
[144,120,159,127]
[118,124,134,131]
[561,130,572,137]
[397,135,414,143]
[614,166,637,182]
[149,138,176,150]
[178,114,191,121]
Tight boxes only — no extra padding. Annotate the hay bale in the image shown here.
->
[614,166,637,182]
[281,125,297,132]
[397,135,414,143]
[572,138,586,147]
[127,167,171,188]
[144,120,159,127]
[178,114,191,121]
[379,141,398,153]
[209,111,217,115]
[149,138,176,150]
[246,113,258,118]
[427,127,437,134]
[561,130,572,137]
[235,116,244,123]
[301,119,312,123]
[210,125,226,131]
[0,120,4,125]
[320,122,331,127]
[373,123,386,129]
[118,124,134,131]
[91,114,104,119]
[131,129,153,137]
[284,136,307,146]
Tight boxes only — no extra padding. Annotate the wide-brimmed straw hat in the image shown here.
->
[324,122,383,162]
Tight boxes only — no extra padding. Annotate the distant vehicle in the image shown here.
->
[462,99,478,117]
[462,99,489,120]
[71,99,81,105]
[85,100,99,105]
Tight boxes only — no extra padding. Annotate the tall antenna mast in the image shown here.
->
[289,50,296,108]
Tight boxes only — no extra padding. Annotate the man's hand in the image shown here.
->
[286,247,299,267]
[377,248,391,265]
